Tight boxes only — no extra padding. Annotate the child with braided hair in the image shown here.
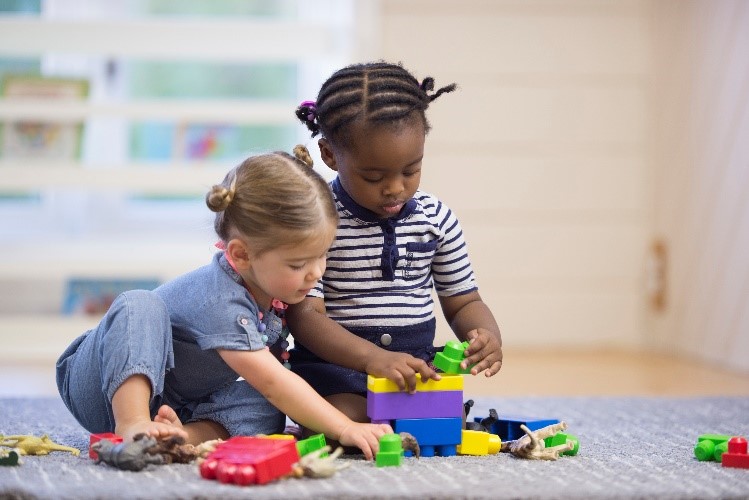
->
[288,61,503,425]
[56,145,392,460]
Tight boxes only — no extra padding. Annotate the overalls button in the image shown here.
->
[380,333,392,346]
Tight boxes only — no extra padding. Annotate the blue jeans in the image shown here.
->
[56,290,285,437]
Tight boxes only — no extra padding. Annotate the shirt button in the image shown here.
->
[380,333,392,346]
[240,318,248,325]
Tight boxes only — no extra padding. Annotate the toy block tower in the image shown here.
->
[367,342,501,457]
[367,372,465,457]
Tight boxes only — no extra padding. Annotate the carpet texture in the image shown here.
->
[1,396,748,499]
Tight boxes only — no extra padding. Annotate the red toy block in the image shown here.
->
[721,436,749,470]
[89,433,123,460]
[200,436,300,485]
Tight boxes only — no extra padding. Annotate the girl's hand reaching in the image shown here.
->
[462,328,503,377]
[364,350,440,393]
[337,421,393,460]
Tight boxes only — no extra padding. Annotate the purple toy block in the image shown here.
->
[367,390,463,421]
[394,418,462,458]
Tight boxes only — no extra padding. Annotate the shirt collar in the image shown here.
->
[331,176,417,223]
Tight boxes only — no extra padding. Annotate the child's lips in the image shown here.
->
[382,201,404,215]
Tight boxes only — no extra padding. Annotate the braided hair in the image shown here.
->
[296,61,456,144]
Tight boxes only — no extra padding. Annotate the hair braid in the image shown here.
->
[296,61,457,143]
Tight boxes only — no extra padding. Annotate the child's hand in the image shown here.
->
[365,351,440,393]
[462,328,503,377]
[338,422,393,460]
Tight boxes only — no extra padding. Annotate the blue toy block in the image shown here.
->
[475,415,560,441]
[394,418,462,457]
[367,390,463,421]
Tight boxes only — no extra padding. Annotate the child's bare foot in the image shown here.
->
[115,405,187,442]
[154,405,183,428]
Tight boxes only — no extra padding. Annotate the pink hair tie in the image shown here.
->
[215,241,227,250]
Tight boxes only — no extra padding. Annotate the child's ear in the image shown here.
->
[318,138,338,172]
[226,239,251,270]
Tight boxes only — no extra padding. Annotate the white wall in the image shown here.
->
[376,0,654,350]
[649,0,749,372]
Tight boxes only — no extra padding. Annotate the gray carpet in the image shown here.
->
[1,396,748,499]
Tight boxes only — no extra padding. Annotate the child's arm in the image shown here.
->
[218,347,391,460]
[439,290,503,377]
[287,297,439,392]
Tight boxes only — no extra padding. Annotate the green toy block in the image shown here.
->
[296,433,328,457]
[0,449,19,466]
[433,340,473,374]
[544,432,579,456]
[694,434,732,462]
[376,434,404,467]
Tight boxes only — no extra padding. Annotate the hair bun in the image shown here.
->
[293,145,314,168]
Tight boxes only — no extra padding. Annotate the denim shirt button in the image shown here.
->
[239,317,249,326]
[380,333,392,346]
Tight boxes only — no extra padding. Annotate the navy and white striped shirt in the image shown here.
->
[309,177,477,328]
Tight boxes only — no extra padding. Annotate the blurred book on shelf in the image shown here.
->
[62,277,161,316]
[0,75,89,160]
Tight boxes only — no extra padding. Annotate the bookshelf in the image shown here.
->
[0,5,370,343]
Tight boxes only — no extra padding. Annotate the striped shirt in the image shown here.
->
[309,177,477,328]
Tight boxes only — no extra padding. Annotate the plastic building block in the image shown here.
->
[721,436,749,469]
[367,373,464,393]
[544,432,580,456]
[200,436,300,485]
[432,340,473,374]
[393,418,463,457]
[296,433,327,457]
[0,448,19,466]
[457,429,501,456]
[375,434,404,467]
[477,415,560,441]
[89,433,123,460]
[694,434,732,462]
[367,390,463,421]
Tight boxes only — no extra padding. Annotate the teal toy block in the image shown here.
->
[433,340,473,374]
[694,434,732,462]
[296,433,327,457]
[376,434,404,467]
[544,432,579,456]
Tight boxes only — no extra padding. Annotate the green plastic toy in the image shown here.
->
[376,434,404,467]
[694,434,732,462]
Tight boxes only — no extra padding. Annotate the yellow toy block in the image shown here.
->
[366,373,464,393]
[457,430,501,456]
[259,434,296,440]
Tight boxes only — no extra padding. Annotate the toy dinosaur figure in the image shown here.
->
[463,399,499,432]
[0,434,80,456]
[399,432,421,458]
[500,422,573,460]
[292,445,350,478]
[144,435,200,464]
[92,433,164,471]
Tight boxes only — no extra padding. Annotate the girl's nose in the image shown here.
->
[383,176,405,197]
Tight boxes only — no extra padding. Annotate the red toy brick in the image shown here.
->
[89,433,123,460]
[200,436,300,485]
[721,436,749,470]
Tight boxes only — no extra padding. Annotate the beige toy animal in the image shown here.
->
[0,434,80,456]
[500,422,574,460]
